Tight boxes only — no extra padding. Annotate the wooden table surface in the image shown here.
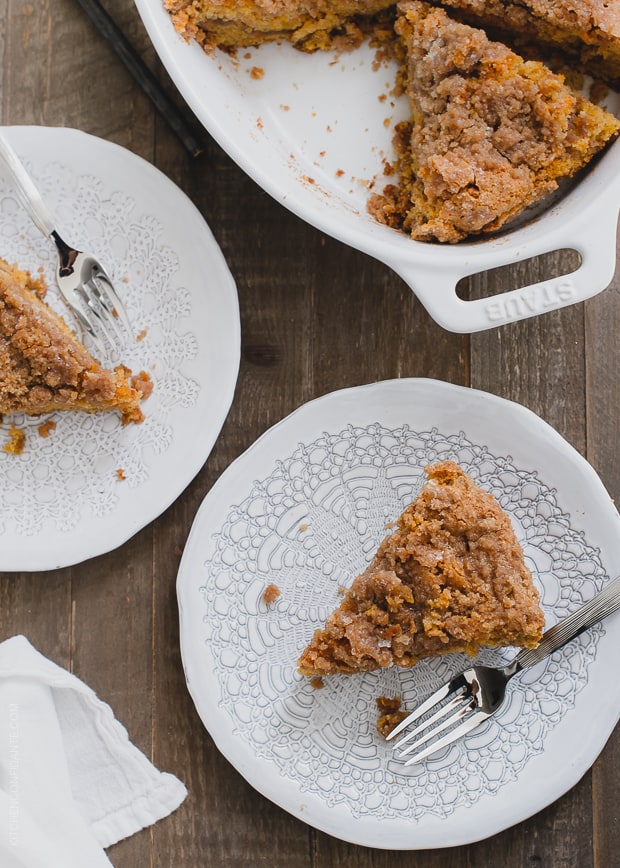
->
[1,1,619,866]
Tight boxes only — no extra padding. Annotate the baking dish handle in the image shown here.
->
[391,214,619,334]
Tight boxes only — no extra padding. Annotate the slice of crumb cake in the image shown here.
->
[297,461,544,677]
[368,0,620,243]
[0,258,152,424]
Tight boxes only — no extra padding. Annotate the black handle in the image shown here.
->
[74,0,209,157]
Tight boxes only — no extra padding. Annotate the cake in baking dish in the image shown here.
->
[164,0,395,52]
[297,461,544,677]
[164,0,620,78]
[437,0,620,87]
[368,0,620,243]
[0,258,152,424]
[165,0,620,244]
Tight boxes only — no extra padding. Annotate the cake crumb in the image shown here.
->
[262,583,281,604]
[299,522,309,532]
[310,676,324,689]
[116,468,127,481]
[37,419,57,438]
[376,696,408,738]
[250,66,264,79]
[3,426,25,455]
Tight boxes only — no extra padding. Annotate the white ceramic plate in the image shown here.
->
[135,0,620,332]
[178,378,620,849]
[0,126,240,572]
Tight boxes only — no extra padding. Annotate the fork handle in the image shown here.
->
[514,573,620,671]
[0,131,55,237]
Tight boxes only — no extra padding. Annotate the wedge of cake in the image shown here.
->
[438,0,620,87]
[367,0,620,243]
[0,258,151,424]
[297,461,544,677]
[165,0,395,52]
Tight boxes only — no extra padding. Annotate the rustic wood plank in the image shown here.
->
[584,267,620,868]
[311,236,470,394]
[0,569,71,665]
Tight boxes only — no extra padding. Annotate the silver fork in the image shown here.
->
[388,573,620,766]
[0,130,132,356]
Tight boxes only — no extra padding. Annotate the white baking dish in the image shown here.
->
[135,0,620,333]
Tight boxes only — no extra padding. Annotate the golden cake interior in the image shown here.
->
[165,0,395,52]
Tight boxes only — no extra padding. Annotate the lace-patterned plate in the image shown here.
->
[178,378,620,849]
[0,126,240,571]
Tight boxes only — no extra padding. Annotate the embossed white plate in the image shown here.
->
[135,0,620,332]
[178,378,620,849]
[0,126,240,571]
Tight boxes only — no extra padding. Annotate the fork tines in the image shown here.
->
[84,263,132,336]
[387,671,484,767]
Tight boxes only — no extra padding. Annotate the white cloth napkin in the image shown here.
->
[0,635,187,868]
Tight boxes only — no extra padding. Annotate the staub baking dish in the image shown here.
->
[135,0,620,333]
